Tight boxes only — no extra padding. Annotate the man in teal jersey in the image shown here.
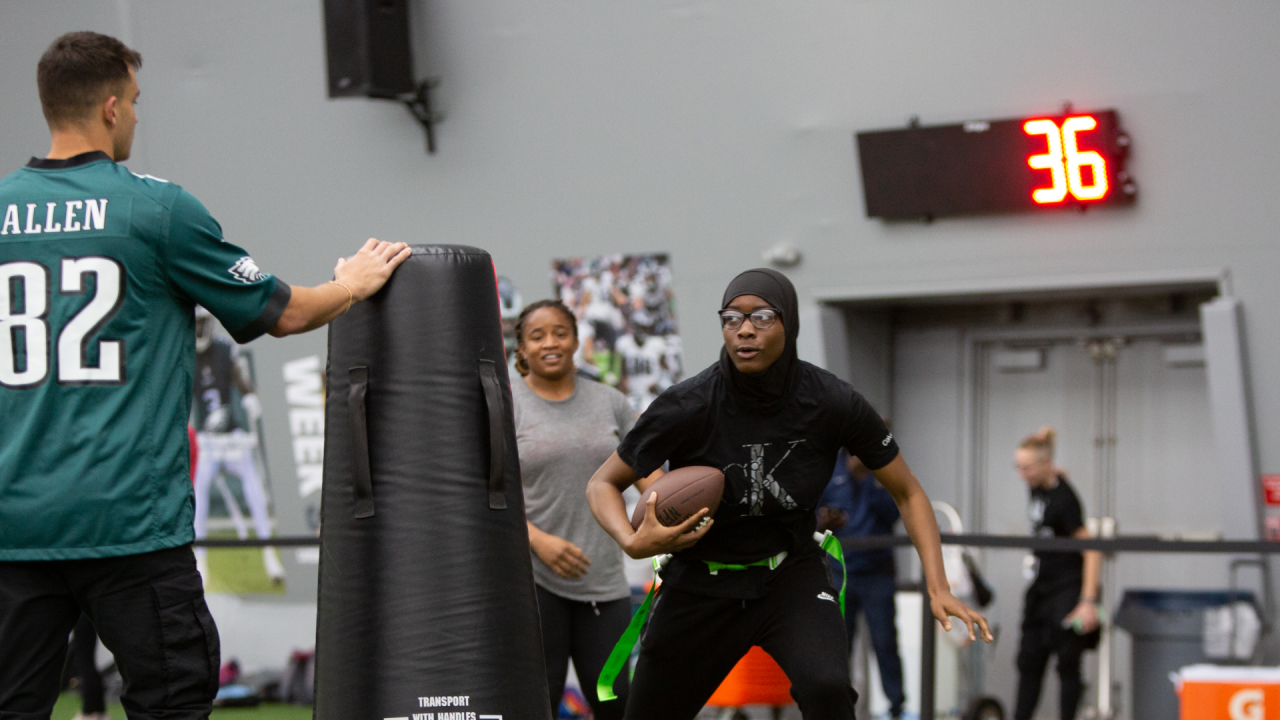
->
[0,32,411,719]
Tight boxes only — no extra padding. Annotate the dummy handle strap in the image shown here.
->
[347,366,375,519]
[478,360,508,510]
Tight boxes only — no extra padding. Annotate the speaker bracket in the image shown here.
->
[400,78,443,154]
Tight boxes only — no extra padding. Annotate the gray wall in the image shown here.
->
[4,0,1279,661]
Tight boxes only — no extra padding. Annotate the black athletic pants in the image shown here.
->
[1013,586,1091,720]
[0,545,219,720]
[70,614,106,715]
[625,554,857,720]
[535,584,631,720]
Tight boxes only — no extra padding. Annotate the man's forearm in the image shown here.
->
[269,282,350,337]
[268,239,413,337]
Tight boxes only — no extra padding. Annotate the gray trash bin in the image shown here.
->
[1114,590,1259,720]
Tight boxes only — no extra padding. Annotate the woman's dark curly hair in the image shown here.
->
[513,299,578,377]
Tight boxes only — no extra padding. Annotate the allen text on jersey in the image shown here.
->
[1,199,108,235]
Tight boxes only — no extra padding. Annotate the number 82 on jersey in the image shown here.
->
[0,257,125,388]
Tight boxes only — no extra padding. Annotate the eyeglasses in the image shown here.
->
[719,308,782,330]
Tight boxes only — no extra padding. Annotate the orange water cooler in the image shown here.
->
[1174,665,1280,720]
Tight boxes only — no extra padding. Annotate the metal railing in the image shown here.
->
[193,533,1280,554]
[195,533,1280,720]
[841,534,1280,720]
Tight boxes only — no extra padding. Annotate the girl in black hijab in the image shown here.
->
[588,268,990,720]
[716,268,801,411]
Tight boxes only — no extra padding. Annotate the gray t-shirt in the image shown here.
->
[513,376,636,601]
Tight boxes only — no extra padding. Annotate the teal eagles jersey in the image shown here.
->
[0,152,290,560]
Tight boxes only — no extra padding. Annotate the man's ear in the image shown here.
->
[102,94,119,127]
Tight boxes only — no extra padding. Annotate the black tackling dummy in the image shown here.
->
[313,245,551,720]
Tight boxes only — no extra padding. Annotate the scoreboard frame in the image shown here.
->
[856,110,1136,220]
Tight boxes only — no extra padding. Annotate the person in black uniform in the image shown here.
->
[586,268,992,720]
[1012,427,1101,720]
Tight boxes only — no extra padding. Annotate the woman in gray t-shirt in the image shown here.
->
[512,300,638,719]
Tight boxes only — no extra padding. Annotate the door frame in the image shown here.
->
[814,265,1276,715]
[811,266,1231,305]
[812,266,1249,536]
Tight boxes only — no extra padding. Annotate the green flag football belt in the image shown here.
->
[597,531,847,702]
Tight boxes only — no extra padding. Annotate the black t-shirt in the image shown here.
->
[617,361,899,599]
[1028,475,1085,594]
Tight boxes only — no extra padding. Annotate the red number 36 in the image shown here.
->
[1024,116,1109,204]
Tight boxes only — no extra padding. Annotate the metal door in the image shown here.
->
[971,335,1216,720]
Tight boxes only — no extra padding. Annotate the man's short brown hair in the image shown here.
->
[37,32,142,128]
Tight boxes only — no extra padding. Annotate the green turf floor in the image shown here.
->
[203,531,287,595]
[52,693,313,720]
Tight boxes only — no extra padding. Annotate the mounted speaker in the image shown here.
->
[323,0,416,99]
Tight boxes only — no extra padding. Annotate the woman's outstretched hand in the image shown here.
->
[622,493,713,559]
[931,590,994,642]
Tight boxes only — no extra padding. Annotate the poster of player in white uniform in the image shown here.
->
[192,306,285,592]
[552,254,682,412]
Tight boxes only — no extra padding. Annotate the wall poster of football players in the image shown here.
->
[192,307,285,593]
[552,254,683,413]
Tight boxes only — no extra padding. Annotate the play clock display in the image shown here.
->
[856,109,1136,219]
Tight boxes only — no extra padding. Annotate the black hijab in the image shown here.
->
[718,268,801,413]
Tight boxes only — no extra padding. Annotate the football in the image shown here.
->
[630,465,725,531]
